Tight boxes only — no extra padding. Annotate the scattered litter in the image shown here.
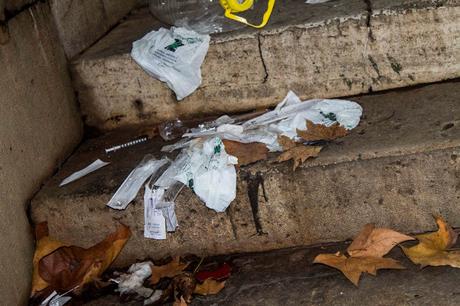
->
[40,289,74,306]
[178,91,362,152]
[144,186,168,239]
[153,91,362,211]
[159,119,187,141]
[114,262,154,298]
[107,156,168,210]
[131,27,210,100]
[105,137,148,154]
[173,137,238,212]
[59,159,109,187]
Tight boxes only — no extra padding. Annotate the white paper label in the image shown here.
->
[144,186,167,240]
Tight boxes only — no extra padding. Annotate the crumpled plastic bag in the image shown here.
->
[165,137,238,212]
[131,27,210,100]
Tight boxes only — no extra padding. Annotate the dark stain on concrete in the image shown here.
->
[442,122,454,130]
[244,172,267,236]
[132,99,153,120]
[387,55,403,75]
[368,55,381,77]
[106,114,126,123]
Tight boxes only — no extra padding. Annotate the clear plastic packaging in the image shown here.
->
[149,0,247,34]
[107,156,168,210]
[159,118,187,141]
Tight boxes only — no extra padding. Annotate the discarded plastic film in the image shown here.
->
[107,156,168,210]
[40,290,73,306]
[115,261,153,297]
[59,159,109,187]
[177,91,363,152]
[131,27,210,100]
[174,137,238,212]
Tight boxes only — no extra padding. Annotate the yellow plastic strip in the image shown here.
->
[224,0,275,29]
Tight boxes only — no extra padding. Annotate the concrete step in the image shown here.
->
[71,0,460,131]
[85,245,460,306]
[30,81,460,267]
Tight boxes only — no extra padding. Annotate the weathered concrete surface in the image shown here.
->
[31,81,460,267]
[0,2,82,305]
[85,245,460,306]
[49,0,138,58]
[72,0,460,131]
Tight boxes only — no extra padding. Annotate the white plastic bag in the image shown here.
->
[107,156,168,210]
[131,27,210,100]
[174,137,238,212]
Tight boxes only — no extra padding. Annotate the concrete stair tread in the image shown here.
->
[85,245,460,306]
[72,0,460,130]
[31,81,460,266]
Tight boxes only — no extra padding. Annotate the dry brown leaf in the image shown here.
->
[150,256,189,285]
[297,120,348,142]
[314,253,404,286]
[171,272,196,303]
[173,297,188,306]
[194,279,226,295]
[223,140,268,166]
[38,224,131,293]
[347,224,414,258]
[415,216,458,250]
[31,222,69,296]
[277,135,297,150]
[402,217,460,268]
[277,145,322,170]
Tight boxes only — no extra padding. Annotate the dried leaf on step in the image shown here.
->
[297,120,348,142]
[402,216,460,268]
[415,216,458,250]
[223,140,268,166]
[314,253,404,286]
[194,279,226,295]
[150,256,189,285]
[38,224,131,293]
[347,224,414,258]
[277,146,322,170]
[277,135,297,150]
[171,272,196,303]
[31,222,69,296]
[173,296,188,306]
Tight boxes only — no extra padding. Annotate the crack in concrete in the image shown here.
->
[364,0,375,42]
[363,0,376,93]
[257,34,269,84]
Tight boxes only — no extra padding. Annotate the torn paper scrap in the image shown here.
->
[60,159,110,187]
[107,156,168,210]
